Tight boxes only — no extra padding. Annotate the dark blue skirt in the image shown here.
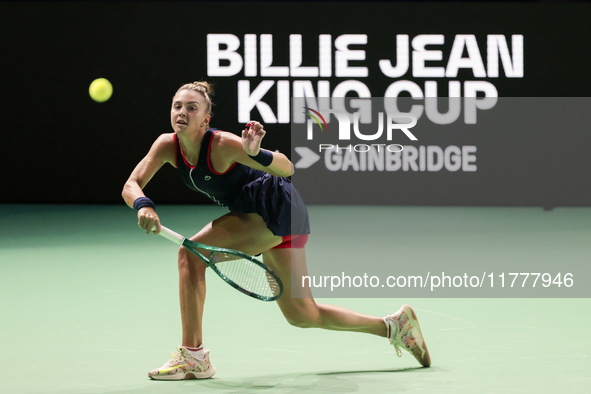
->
[228,174,310,237]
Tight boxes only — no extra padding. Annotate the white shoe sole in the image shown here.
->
[149,365,217,380]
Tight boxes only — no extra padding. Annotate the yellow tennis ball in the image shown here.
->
[89,78,113,102]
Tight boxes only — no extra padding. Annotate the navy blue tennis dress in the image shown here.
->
[173,129,310,238]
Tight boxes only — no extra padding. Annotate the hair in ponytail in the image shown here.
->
[176,81,214,116]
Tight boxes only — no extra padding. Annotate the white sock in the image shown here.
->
[384,317,398,339]
[183,343,206,359]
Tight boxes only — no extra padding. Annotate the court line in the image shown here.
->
[415,308,477,330]
[489,324,588,332]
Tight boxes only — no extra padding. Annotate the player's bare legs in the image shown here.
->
[149,212,281,380]
[178,246,207,348]
[176,212,430,368]
[178,212,282,347]
[263,247,431,367]
[262,247,387,336]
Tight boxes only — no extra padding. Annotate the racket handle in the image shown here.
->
[151,225,185,245]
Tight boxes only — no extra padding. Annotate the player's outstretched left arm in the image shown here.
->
[221,121,294,177]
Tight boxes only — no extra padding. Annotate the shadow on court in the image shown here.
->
[203,367,430,392]
[48,367,432,394]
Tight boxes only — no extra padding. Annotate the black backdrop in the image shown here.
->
[1,1,590,205]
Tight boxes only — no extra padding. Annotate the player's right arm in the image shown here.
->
[122,133,176,234]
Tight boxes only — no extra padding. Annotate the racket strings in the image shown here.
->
[210,252,281,298]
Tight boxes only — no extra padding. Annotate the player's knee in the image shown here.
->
[284,314,319,329]
[285,316,313,328]
[178,246,190,269]
[178,246,206,276]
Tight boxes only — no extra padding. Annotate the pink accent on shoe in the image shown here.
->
[148,346,217,380]
[385,304,431,367]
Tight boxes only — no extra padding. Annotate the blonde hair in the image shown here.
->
[176,81,214,116]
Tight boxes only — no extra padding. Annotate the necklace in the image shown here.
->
[179,139,198,166]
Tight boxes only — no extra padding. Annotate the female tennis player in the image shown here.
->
[122,81,431,380]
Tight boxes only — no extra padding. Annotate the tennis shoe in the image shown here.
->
[148,346,216,380]
[384,304,431,367]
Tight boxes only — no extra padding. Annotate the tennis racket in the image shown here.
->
[150,225,283,301]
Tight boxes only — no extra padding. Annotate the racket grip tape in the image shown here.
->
[151,225,185,245]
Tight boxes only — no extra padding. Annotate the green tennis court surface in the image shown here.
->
[1,204,589,393]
